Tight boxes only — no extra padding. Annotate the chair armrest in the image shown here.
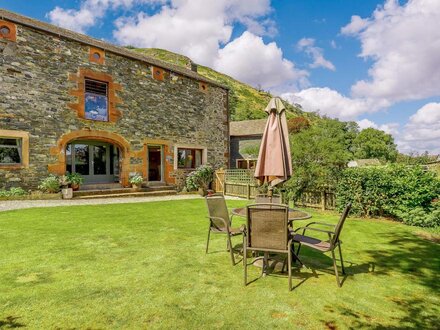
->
[305,222,336,229]
[306,221,335,227]
[294,226,335,235]
[206,216,229,228]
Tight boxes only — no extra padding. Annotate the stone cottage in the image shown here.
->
[0,9,229,190]
[229,119,266,169]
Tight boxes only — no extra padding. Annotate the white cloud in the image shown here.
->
[214,32,308,90]
[297,38,335,71]
[398,102,440,154]
[47,0,164,33]
[48,0,304,91]
[282,87,387,121]
[341,0,440,103]
[113,0,274,66]
[356,118,399,136]
[114,6,232,66]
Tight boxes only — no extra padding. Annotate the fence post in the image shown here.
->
[246,184,251,200]
[321,191,326,210]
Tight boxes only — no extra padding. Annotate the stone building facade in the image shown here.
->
[0,10,229,190]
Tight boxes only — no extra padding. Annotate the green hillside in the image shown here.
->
[130,48,303,121]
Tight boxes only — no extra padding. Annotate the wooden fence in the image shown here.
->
[214,169,337,209]
[214,169,258,199]
[294,189,336,210]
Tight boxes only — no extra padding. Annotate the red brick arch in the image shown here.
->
[48,130,131,186]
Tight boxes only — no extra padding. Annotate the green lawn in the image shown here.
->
[0,199,439,329]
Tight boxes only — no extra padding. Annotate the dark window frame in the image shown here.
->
[177,148,203,169]
[84,78,109,122]
[0,137,22,165]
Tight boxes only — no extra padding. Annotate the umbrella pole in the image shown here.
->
[268,186,273,203]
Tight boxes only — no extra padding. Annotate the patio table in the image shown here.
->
[231,207,311,226]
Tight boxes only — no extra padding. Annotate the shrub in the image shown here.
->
[0,187,27,197]
[38,175,61,193]
[399,202,440,228]
[287,116,310,134]
[185,165,214,191]
[336,164,440,227]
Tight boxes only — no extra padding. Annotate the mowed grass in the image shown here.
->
[0,199,439,329]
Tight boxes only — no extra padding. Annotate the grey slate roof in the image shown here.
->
[230,119,267,137]
[0,8,227,90]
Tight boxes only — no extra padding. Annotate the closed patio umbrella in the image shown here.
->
[254,97,292,193]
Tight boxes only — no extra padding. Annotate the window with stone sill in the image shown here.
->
[84,78,109,122]
[0,138,22,165]
[177,148,203,169]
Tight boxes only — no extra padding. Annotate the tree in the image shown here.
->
[285,118,354,196]
[353,128,398,162]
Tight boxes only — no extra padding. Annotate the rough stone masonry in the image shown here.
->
[0,9,229,190]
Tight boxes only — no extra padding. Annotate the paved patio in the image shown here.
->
[0,194,244,212]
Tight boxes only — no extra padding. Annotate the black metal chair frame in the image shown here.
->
[293,203,351,287]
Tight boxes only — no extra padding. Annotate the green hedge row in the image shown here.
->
[336,165,440,227]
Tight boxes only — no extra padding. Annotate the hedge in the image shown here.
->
[336,165,440,227]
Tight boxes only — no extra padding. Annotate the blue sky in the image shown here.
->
[1,0,439,154]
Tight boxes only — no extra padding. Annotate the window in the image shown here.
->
[236,159,257,169]
[84,79,108,121]
[0,138,22,165]
[0,26,10,37]
[177,148,203,169]
[0,21,16,42]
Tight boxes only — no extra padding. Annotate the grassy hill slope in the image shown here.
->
[130,48,303,121]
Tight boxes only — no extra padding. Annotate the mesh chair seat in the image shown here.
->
[292,234,331,252]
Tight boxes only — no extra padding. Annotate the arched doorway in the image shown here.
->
[48,130,131,187]
[66,140,120,184]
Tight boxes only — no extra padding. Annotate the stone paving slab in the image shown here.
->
[0,194,244,212]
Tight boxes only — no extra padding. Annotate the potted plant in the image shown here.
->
[129,174,143,189]
[59,175,73,199]
[67,172,84,191]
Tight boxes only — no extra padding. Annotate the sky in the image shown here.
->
[1,0,439,155]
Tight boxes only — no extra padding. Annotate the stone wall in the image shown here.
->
[0,20,229,189]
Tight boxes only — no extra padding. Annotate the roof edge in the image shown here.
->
[0,8,228,90]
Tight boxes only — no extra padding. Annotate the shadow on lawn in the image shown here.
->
[327,297,440,329]
[360,231,440,292]
[321,230,440,329]
[0,316,25,328]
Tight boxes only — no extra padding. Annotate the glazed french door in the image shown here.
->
[66,142,118,183]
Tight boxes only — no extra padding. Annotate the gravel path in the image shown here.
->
[0,194,244,213]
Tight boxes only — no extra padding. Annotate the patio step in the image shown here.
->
[73,186,177,199]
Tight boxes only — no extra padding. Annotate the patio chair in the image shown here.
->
[205,195,243,265]
[292,203,351,287]
[243,204,296,291]
[255,194,282,204]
